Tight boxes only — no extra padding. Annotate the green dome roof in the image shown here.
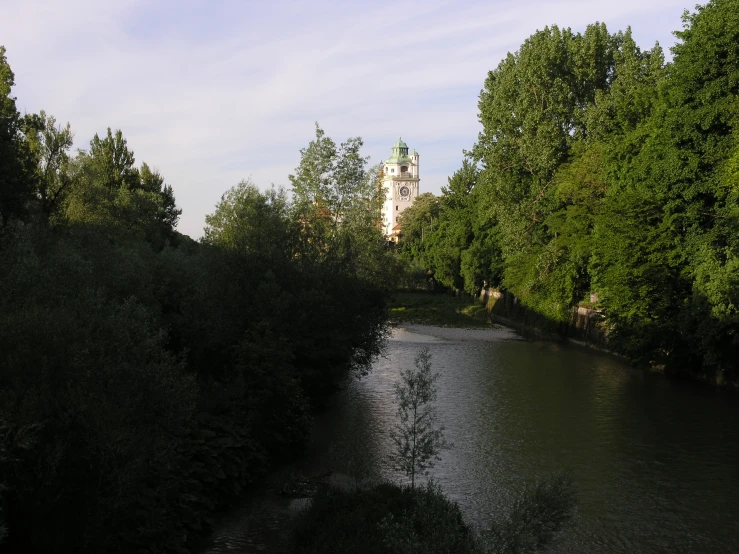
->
[386,137,411,164]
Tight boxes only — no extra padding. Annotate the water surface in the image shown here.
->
[204,325,739,553]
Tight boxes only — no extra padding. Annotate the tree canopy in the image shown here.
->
[398,1,739,383]
[0,45,394,552]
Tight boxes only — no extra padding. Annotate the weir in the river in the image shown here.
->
[202,324,739,553]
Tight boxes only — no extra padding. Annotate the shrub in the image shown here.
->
[482,474,577,553]
[290,481,477,554]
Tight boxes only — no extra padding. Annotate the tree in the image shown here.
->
[389,348,447,489]
[482,474,576,554]
[88,127,138,191]
[290,481,477,554]
[397,193,440,260]
[590,0,739,374]
[63,129,182,245]
[287,124,391,291]
[139,162,182,235]
[0,230,198,551]
[285,126,394,387]
[22,111,74,222]
[288,123,376,225]
[473,23,615,258]
[0,46,34,228]
[425,160,478,290]
[462,22,671,327]
[203,179,292,259]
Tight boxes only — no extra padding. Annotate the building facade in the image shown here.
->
[381,138,419,239]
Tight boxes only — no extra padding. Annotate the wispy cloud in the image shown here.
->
[3,0,688,237]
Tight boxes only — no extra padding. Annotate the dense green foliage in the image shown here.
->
[2,1,736,548]
[0,47,393,552]
[398,0,739,383]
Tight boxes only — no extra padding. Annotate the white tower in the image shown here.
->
[381,138,420,239]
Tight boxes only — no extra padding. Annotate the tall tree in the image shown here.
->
[397,192,440,263]
[22,111,74,222]
[64,129,181,244]
[473,23,616,258]
[424,161,477,290]
[289,123,376,225]
[592,0,739,373]
[88,127,138,191]
[139,162,182,239]
[0,46,34,228]
[466,23,670,323]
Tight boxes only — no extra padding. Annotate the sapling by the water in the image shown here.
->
[389,347,448,488]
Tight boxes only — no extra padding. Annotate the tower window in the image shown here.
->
[391,168,395,173]
[401,166,408,173]
[396,205,398,211]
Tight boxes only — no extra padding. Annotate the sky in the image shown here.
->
[2,0,691,238]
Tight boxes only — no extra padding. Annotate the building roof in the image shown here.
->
[385,137,412,164]
[386,155,412,165]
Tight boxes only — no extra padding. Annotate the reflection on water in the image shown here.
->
[203,325,739,553]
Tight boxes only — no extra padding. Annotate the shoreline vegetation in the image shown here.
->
[390,291,491,329]
[1,0,737,552]
[0,111,396,550]
[395,0,739,388]
[287,349,576,554]
[392,291,738,390]
[289,476,576,554]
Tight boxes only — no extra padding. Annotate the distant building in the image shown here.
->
[381,138,419,240]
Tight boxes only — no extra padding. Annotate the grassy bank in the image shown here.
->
[389,291,490,328]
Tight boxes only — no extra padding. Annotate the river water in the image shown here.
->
[203,324,739,553]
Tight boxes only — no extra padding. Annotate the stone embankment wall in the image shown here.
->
[480,288,609,349]
[479,289,738,389]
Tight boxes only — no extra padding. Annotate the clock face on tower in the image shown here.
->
[399,186,410,198]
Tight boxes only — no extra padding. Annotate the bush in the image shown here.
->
[482,474,576,554]
[292,475,576,554]
[290,481,477,554]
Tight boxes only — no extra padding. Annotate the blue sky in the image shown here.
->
[2,0,690,238]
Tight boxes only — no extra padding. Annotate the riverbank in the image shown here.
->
[393,291,738,390]
[389,291,491,328]
[197,395,356,554]
[201,322,739,553]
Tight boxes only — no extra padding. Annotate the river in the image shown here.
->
[202,324,739,553]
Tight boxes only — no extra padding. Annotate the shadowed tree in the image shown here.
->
[483,474,576,554]
[63,129,181,245]
[389,348,448,489]
[0,46,34,228]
